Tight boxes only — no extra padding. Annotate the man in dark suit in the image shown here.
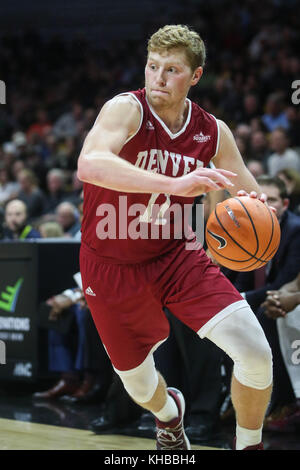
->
[233,176,300,309]
[223,176,300,426]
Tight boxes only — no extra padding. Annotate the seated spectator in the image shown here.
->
[52,102,83,139]
[33,279,111,403]
[11,131,28,159]
[261,93,289,132]
[222,176,300,425]
[55,201,81,238]
[267,128,300,177]
[26,108,52,139]
[50,136,78,172]
[11,159,26,182]
[237,93,262,124]
[0,165,19,206]
[43,168,69,214]
[249,130,271,170]
[234,123,252,144]
[246,159,265,179]
[2,199,41,240]
[262,273,300,319]
[285,106,300,148]
[261,273,300,432]
[16,168,46,221]
[277,168,300,214]
[65,170,84,207]
[39,221,64,238]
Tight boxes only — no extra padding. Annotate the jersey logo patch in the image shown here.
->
[85,286,96,296]
[146,120,155,130]
[207,230,227,249]
[193,132,211,142]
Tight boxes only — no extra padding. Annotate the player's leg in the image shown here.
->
[79,245,190,449]
[231,375,272,431]
[203,305,272,450]
[115,352,191,450]
[163,246,272,449]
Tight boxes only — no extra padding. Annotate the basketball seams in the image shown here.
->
[233,197,259,256]
[205,197,280,272]
[241,206,277,270]
[213,204,265,263]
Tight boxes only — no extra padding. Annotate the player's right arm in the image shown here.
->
[77,95,236,196]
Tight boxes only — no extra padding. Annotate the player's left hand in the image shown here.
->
[237,190,276,213]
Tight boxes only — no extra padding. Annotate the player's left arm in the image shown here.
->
[212,120,265,200]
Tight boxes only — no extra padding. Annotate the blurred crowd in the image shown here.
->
[0,0,300,446]
[1,0,300,239]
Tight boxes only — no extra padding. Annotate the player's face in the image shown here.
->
[260,184,289,220]
[145,49,202,109]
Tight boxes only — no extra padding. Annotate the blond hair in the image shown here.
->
[147,25,206,71]
[39,221,64,238]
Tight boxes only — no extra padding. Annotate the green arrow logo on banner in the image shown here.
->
[0,278,24,313]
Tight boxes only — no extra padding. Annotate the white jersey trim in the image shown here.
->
[197,299,249,338]
[146,96,192,140]
[115,92,144,145]
[209,114,220,159]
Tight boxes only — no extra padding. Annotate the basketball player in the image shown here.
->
[77,25,273,450]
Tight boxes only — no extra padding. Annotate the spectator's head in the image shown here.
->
[35,108,49,123]
[11,160,26,181]
[71,102,83,119]
[243,94,259,115]
[247,160,265,178]
[5,199,28,233]
[55,201,78,231]
[39,221,64,238]
[0,165,9,185]
[234,124,252,142]
[250,130,268,152]
[12,131,27,149]
[46,169,65,194]
[265,92,285,117]
[277,168,300,196]
[17,168,38,193]
[285,106,298,123]
[257,175,289,220]
[270,128,289,154]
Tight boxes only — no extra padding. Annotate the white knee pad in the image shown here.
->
[204,305,273,390]
[114,353,159,403]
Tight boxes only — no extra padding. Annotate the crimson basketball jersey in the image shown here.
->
[81,88,219,263]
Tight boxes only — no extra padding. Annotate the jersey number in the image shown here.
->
[139,193,171,225]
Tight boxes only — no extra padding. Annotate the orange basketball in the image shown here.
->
[205,196,281,271]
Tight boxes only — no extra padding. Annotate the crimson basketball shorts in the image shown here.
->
[80,242,244,372]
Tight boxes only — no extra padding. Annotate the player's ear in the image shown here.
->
[191,67,203,86]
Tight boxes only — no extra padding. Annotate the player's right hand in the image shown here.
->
[172,167,237,197]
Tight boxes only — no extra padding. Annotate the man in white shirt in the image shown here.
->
[267,128,300,177]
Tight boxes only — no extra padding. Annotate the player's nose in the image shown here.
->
[155,68,166,86]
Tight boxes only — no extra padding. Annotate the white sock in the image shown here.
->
[153,394,178,423]
[236,423,262,450]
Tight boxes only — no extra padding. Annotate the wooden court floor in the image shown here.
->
[0,418,220,450]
